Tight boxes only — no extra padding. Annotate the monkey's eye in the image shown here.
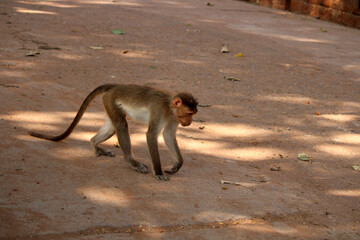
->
[187,113,193,116]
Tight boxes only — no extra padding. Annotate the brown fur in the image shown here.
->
[28,84,198,181]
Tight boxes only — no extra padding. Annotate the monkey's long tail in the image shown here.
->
[28,84,116,142]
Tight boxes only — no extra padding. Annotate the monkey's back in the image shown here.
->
[102,84,173,122]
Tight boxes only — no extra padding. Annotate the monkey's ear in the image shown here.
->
[171,97,182,108]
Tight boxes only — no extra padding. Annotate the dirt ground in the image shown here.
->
[1,0,360,239]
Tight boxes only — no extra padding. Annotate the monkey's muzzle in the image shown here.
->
[180,121,191,127]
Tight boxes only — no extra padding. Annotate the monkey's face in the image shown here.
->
[172,97,197,127]
[175,107,195,127]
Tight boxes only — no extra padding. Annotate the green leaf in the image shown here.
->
[112,29,125,35]
[298,153,309,161]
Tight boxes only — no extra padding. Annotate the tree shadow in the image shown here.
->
[1,0,360,239]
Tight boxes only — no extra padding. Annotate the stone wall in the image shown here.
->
[245,0,360,28]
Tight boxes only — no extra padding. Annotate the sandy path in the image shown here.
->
[1,0,360,239]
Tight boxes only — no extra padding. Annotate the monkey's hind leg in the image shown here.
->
[91,116,116,157]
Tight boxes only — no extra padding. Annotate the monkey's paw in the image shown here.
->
[130,161,148,174]
[164,169,177,174]
[155,174,169,181]
[164,163,181,174]
[95,148,115,157]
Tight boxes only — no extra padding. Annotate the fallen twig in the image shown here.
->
[0,83,20,88]
[220,180,242,186]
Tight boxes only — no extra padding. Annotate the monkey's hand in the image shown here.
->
[155,174,169,181]
[164,163,182,175]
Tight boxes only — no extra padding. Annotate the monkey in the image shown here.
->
[28,84,198,181]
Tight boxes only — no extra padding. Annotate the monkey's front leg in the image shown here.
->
[163,126,183,175]
[146,130,169,181]
[113,118,148,174]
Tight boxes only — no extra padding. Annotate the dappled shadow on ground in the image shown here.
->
[1,0,360,239]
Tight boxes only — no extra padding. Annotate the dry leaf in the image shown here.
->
[25,51,40,56]
[220,180,242,186]
[89,46,104,50]
[220,45,229,53]
[225,76,240,82]
[270,164,281,171]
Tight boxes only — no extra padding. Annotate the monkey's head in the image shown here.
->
[172,93,198,127]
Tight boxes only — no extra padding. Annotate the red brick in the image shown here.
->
[307,0,322,4]
[356,18,360,28]
[322,0,332,8]
[330,0,342,10]
[272,0,286,10]
[290,0,304,12]
[301,1,311,14]
[340,11,357,27]
[331,0,358,12]
[320,6,344,22]
[333,9,342,22]
[243,0,360,29]
[308,3,321,17]
[346,0,358,13]
[320,5,333,20]
[259,0,272,7]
